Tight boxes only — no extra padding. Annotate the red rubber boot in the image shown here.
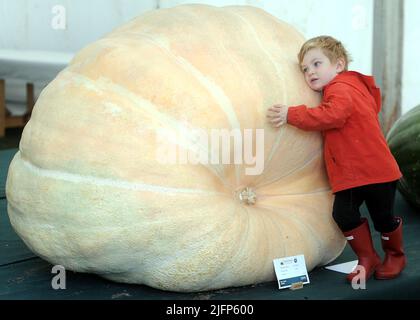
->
[375,217,407,279]
[343,218,381,283]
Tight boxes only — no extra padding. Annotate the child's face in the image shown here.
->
[301,48,345,92]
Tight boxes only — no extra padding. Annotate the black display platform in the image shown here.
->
[1,149,419,300]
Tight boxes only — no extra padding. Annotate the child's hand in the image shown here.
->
[267,104,289,128]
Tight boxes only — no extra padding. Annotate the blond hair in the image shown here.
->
[298,36,352,71]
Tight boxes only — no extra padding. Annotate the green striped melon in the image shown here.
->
[387,104,420,209]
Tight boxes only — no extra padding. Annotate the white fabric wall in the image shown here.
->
[0,0,157,52]
[0,0,417,113]
[402,0,420,113]
[161,0,374,74]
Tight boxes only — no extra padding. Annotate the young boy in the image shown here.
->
[267,36,406,283]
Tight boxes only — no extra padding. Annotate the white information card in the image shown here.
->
[273,254,310,290]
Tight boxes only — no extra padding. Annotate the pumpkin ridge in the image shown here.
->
[203,203,255,287]
[254,148,322,189]
[226,10,287,103]
[223,9,288,184]
[251,126,287,188]
[62,71,234,189]
[119,31,243,187]
[257,188,330,198]
[127,32,242,131]
[18,153,227,196]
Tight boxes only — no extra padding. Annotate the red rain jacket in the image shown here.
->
[287,71,402,194]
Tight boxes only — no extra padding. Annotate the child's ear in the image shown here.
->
[336,58,346,72]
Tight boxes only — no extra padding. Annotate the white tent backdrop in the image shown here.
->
[0,0,418,113]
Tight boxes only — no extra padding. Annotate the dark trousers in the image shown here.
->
[332,180,399,233]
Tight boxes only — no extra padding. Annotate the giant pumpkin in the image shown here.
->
[6,5,345,292]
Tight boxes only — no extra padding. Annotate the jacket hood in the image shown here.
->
[329,71,382,113]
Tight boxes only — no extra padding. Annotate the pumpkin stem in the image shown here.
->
[238,187,257,205]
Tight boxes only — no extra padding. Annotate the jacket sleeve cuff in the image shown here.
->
[287,105,306,126]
